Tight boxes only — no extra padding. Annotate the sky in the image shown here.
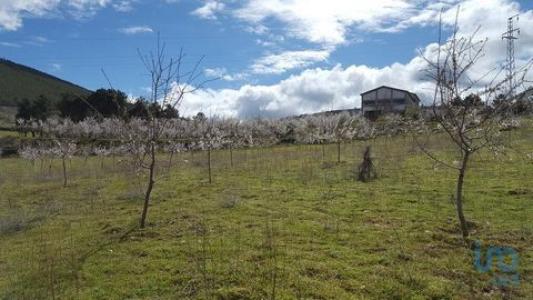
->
[0,0,532,118]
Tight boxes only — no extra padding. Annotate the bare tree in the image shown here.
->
[53,140,77,187]
[419,11,532,241]
[137,36,212,228]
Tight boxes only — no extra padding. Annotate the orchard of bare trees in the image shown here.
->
[13,10,531,241]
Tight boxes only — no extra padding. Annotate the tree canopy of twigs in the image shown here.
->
[418,9,532,242]
[136,35,214,228]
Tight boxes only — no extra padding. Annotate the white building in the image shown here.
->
[361,86,420,119]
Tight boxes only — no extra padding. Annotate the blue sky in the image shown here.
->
[1,0,532,118]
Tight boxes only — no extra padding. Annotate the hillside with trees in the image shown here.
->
[0,59,91,107]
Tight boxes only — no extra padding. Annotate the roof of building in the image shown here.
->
[360,85,421,103]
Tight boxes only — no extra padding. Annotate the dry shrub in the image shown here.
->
[220,193,240,209]
[0,210,28,234]
[357,146,377,182]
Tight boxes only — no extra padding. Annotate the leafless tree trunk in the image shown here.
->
[62,157,68,187]
[455,150,470,239]
[48,159,52,177]
[337,141,341,163]
[168,151,174,171]
[140,141,156,228]
[208,147,212,184]
[229,144,233,168]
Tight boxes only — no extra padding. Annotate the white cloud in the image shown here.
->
[182,0,533,119]
[204,67,246,81]
[256,39,275,47]
[204,49,333,80]
[183,58,433,119]
[65,0,112,19]
[118,25,153,35]
[0,0,60,31]
[0,42,21,48]
[50,63,62,71]
[112,0,136,12]
[234,0,443,48]
[24,35,52,46]
[0,0,137,31]
[211,0,462,74]
[251,49,331,74]
[67,0,110,11]
[0,36,50,48]
[32,36,50,43]
[436,0,533,86]
[4,0,530,120]
[191,0,225,20]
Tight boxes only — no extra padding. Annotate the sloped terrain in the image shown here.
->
[0,59,90,107]
[0,124,532,299]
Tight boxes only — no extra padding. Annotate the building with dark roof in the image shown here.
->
[361,86,420,119]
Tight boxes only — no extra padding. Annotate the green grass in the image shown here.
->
[0,106,16,128]
[0,130,17,138]
[0,128,532,299]
[0,59,90,107]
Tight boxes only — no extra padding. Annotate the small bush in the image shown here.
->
[0,136,19,157]
[356,146,377,182]
[1,201,60,235]
[220,194,240,209]
[0,210,30,234]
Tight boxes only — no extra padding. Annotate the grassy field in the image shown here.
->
[0,127,532,299]
[0,106,16,129]
[0,130,18,138]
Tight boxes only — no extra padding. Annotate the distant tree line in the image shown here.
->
[15,89,179,122]
[420,92,533,121]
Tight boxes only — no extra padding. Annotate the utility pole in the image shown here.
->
[502,14,520,97]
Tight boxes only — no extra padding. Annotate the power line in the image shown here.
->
[501,14,520,97]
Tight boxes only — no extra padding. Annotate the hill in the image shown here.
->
[0,58,91,107]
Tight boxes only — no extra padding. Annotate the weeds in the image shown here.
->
[0,131,532,298]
